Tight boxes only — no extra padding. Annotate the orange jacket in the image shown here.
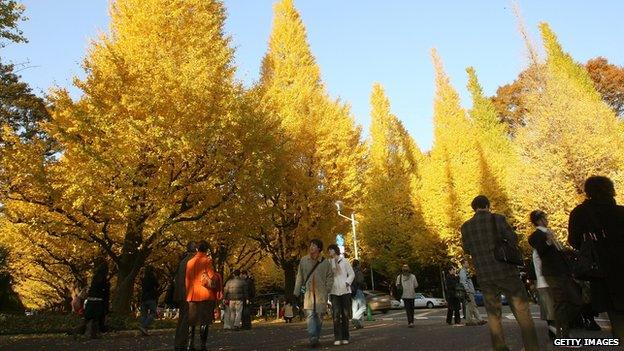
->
[185,253,220,302]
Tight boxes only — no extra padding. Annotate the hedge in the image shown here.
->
[0,313,177,335]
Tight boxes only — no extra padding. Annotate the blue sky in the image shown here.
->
[3,1,623,151]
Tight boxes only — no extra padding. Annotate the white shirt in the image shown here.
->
[330,257,355,296]
[533,226,550,288]
[532,249,549,288]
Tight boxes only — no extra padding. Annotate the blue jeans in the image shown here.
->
[352,290,366,321]
[305,310,323,341]
[140,300,158,329]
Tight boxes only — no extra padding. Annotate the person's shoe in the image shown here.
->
[138,326,149,336]
[408,323,415,328]
[333,340,342,346]
[586,320,601,331]
[310,337,319,348]
[341,340,349,345]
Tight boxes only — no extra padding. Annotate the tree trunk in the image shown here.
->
[111,226,148,314]
[283,260,297,301]
[111,253,146,314]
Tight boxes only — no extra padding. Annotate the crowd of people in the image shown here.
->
[66,175,623,350]
[459,176,624,351]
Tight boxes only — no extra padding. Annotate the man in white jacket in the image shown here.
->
[396,264,419,328]
[328,244,355,346]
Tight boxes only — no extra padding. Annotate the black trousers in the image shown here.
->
[330,294,352,341]
[242,301,252,329]
[446,297,461,324]
[174,301,189,350]
[545,275,582,338]
[403,298,415,324]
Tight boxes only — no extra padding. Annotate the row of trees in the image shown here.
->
[1,0,623,313]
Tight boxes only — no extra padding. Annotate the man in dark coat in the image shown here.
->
[568,176,624,339]
[240,270,255,330]
[461,195,539,351]
[445,267,462,325]
[173,241,196,351]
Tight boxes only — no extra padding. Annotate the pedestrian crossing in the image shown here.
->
[375,309,609,327]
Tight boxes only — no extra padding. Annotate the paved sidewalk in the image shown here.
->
[0,306,617,351]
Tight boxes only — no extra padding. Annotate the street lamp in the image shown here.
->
[335,200,359,260]
[335,201,375,290]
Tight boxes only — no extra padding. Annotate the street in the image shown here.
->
[1,305,618,351]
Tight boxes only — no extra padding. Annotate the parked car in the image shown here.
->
[474,290,508,306]
[391,293,447,309]
[363,290,392,314]
[414,293,447,308]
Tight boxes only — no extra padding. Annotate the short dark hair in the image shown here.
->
[529,210,546,226]
[186,241,196,253]
[327,244,340,255]
[352,259,360,268]
[310,238,323,251]
[197,240,208,253]
[233,270,241,277]
[471,195,490,211]
[584,176,615,201]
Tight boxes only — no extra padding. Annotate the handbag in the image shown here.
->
[491,214,524,266]
[455,284,467,302]
[569,207,606,280]
[397,275,403,297]
[201,270,218,289]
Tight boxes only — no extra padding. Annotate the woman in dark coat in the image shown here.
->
[84,262,110,338]
[445,267,462,325]
[568,176,624,339]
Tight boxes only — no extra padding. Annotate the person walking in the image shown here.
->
[83,262,110,339]
[445,267,462,325]
[459,260,485,326]
[223,270,249,330]
[293,239,333,348]
[185,240,221,351]
[529,210,582,339]
[530,235,557,340]
[461,195,539,351]
[350,260,366,329]
[241,270,255,330]
[173,241,196,351]
[328,244,354,346]
[138,265,159,336]
[395,264,418,328]
[568,176,624,339]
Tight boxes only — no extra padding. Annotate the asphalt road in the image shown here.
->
[1,305,618,351]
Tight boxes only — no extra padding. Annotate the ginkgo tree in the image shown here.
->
[0,0,273,313]
[249,0,363,299]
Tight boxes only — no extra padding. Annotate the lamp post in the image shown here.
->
[335,201,359,260]
[335,201,374,290]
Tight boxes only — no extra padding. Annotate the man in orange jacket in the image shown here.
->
[185,240,221,351]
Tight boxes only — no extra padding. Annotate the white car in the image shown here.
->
[392,293,447,309]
